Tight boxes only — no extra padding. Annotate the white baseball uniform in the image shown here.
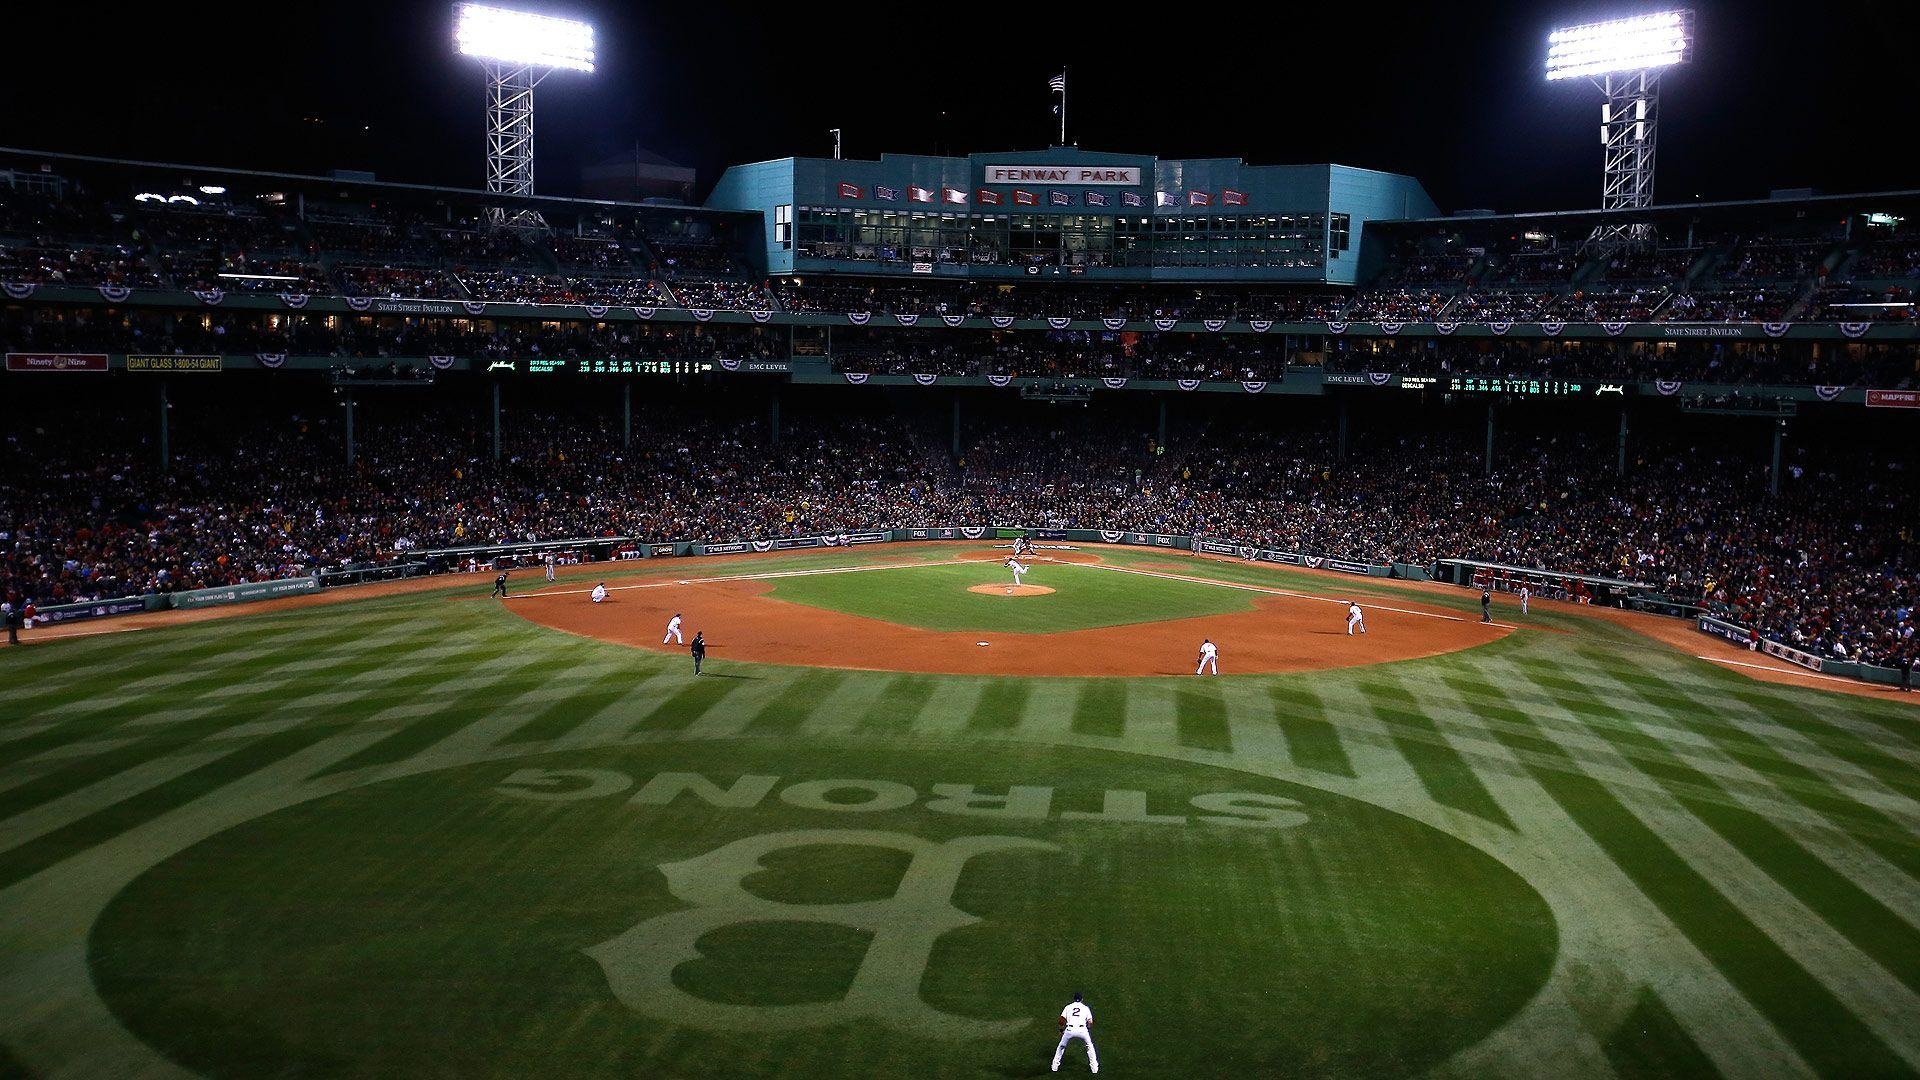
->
[1519,586,1530,615]
[1008,559,1027,586]
[591,584,608,604]
[1197,640,1218,675]
[664,615,684,644]
[545,554,557,582]
[1347,602,1366,635]
[1053,1000,1098,1073]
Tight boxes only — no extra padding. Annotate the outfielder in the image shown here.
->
[545,553,557,582]
[1196,638,1218,675]
[1006,558,1029,588]
[591,583,608,604]
[1052,992,1098,1073]
[664,612,685,644]
[1519,585,1530,615]
[1346,601,1367,635]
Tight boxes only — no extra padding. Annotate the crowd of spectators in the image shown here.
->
[3,398,1911,667]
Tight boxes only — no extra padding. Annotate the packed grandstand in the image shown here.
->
[1,147,1916,676]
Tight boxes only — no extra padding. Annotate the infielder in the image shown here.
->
[1346,601,1367,635]
[1052,992,1098,1074]
[1196,638,1218,675]
[1006,558,1029,588]
[591,583,608,604]
[1519,585,1530,615]
[664,612,685,644]
[491,570,508,598]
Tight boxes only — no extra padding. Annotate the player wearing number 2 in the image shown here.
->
[1052,992,1098,1073]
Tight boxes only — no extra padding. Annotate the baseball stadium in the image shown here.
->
[2,4,1919,1077]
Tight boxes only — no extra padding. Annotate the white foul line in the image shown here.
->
[1694,653,1891,688]
[1075,561,1522,628]
[505,558,976,599]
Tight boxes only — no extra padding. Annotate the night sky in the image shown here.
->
[3,0,1913,212]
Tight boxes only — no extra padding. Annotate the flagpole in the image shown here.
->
[1059,68,1068,146]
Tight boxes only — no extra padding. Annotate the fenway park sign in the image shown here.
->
[982,164,1141,186]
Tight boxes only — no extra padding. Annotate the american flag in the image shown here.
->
[1048,71,1066,92]
[1085,191,1110,206]
[1121,191,1144,207]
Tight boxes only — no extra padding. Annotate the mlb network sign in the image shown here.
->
[982,163,1141,185]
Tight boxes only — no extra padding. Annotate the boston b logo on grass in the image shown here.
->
[586,829,1058,1037]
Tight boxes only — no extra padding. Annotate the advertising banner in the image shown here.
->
[33,597,153,625]
[6,352,108,372]
[1866,389,1920,409]
[169,576,320,610]
[125,354,224,372]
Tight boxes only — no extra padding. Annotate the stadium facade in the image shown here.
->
[704,147,1438,284]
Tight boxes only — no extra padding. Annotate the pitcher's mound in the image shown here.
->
[968,584,1056,597]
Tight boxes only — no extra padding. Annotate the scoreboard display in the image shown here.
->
[1447,376,1630,397]
[533,359,715,375]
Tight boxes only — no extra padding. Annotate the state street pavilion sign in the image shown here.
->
[981,164,1141,185]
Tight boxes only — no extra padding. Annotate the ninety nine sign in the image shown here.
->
[6,352,108,372]
[982,164,1141,186]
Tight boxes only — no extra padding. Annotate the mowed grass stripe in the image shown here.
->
[1565,649,1920,790]
[855,675,937,731]
[1356,679,1514,829]
[1069,681,1126,739]
[1436,664,1910,825]
[1506,656,1920,839]
[1451,676,1911,1077]
[1267,682,1355,778]
[503,666,664,745]
[1173,680,1233,754]
[627,676,747,734]
[745,671,849,734]
[1721,686,1920,804]
[21,620,453,740]
[1573,669,1920,997]
[15,615,404,716]
[1603,662,1920,884]
[967,680,1031,732]
[311,658,563,777]
[0,722,349,893]
[1603,988,1726,1079]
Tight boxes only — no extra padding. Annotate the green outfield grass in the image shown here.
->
[767,560,1255,632]
[1,549,1917,1079]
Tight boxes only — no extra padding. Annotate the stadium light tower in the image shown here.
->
[454,3,595,228]
[1546,10,1694,252]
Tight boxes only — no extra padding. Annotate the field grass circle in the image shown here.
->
[90,739,1556,1078]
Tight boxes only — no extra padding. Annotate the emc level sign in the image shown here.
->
[982,164,1141,185]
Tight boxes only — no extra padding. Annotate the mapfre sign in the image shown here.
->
[982,164,1141,186]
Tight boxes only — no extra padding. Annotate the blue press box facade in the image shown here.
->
[706,147,1437,285]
